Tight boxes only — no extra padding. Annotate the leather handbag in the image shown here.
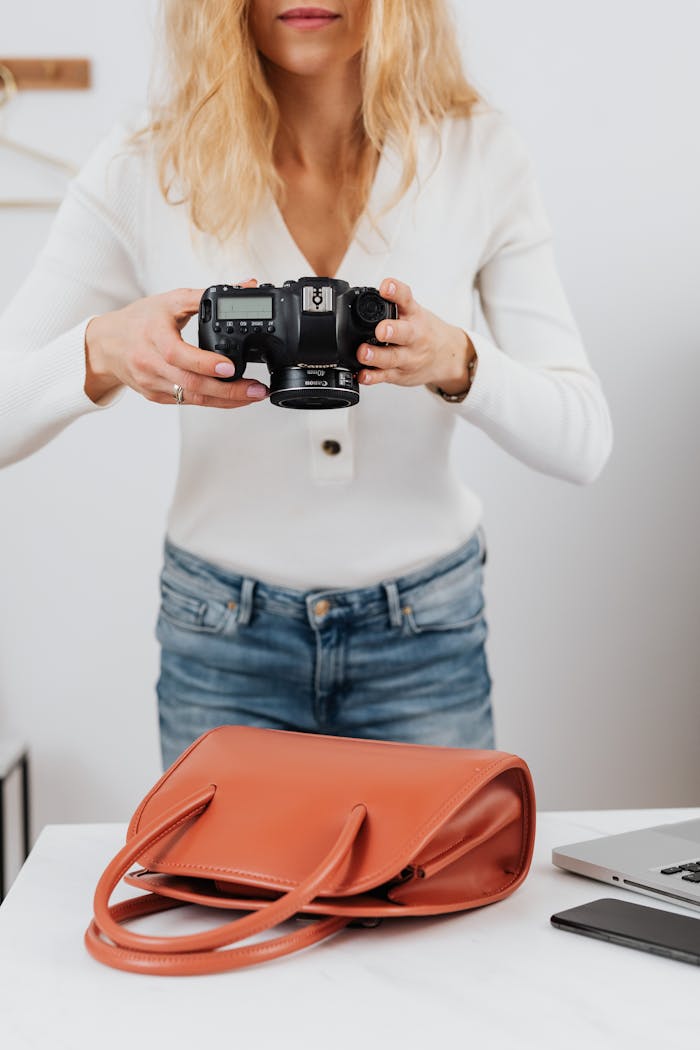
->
[86,725,536,975]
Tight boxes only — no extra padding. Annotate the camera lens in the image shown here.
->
[269,367,360,409]
[354,292,387,325]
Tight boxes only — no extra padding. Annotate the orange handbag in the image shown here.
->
[86,725,536,975]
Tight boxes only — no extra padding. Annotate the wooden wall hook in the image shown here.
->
[0,58,91,91]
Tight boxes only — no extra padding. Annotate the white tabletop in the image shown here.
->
[1,807,699,1050]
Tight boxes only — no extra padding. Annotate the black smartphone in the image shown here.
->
[551,897,700,966]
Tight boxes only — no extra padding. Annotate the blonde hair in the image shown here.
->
[143,0,482,243]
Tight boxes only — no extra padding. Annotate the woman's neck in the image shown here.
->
[266,56,364,175]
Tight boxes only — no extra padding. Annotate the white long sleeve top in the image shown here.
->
[0,104,612,589]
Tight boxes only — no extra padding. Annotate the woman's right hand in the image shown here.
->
[83,281,268,407]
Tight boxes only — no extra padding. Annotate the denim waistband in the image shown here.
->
[162,528,485,629]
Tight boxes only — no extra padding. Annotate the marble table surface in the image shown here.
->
[1,806,698,1050]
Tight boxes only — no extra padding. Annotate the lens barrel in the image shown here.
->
[269,367,360,410]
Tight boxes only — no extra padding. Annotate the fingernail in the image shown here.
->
[215,361,235,376]
[363,346,374,361]
[247,382,268,399]
[388,282,396,294]
[385,325,393,339]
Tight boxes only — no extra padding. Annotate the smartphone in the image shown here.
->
[550,897,700,966]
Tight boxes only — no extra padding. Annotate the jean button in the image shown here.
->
[314,599,331,618]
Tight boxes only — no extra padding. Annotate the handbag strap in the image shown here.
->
[84,900,351,976]
[86,785,367,975]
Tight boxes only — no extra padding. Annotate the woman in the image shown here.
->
[0,1,612,769]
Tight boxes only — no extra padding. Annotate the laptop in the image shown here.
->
[552,817,700,912]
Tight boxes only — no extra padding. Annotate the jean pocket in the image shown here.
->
[403,565,485,635]
[159,576,231,635]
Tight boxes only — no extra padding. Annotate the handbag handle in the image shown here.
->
[85,785,367,975]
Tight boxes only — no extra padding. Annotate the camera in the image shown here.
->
[198,276,397,409]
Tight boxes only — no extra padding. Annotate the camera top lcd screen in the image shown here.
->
[217,296,273,321]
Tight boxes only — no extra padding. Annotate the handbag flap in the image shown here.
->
[130,726,533,896]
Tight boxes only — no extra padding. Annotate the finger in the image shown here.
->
[153,376,269,407]
[378,277,416,316]
[150,392,267,409]
[158,333,241,379]
[358,367,382,386]
[201,396,265,409]
[174,370,269,405]
[164,287,207,324]
[358,367,403,387]
[373,318,414,346]
[356,343,407,371]
[151,347,268,402]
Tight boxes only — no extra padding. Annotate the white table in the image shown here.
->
[0,808,698,1050]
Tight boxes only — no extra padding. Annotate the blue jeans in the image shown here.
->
[156,530,494,770]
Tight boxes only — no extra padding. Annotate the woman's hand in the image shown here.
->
[84,280,269,407]
[355,278,476,396]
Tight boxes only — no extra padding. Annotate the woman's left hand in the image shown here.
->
[356,277,476,395]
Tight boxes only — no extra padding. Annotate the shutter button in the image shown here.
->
[322,440,341,456]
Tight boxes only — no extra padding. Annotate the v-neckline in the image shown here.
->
[270,145,388,281]
[247,136,411,287]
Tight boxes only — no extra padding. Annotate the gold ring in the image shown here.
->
[173,384,184,405]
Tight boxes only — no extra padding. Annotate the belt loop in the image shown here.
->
[237,577,256,626]
[382,580,403,629]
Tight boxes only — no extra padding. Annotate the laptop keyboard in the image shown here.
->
[660,861,700,882]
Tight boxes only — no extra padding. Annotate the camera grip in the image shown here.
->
[213,338,246,381]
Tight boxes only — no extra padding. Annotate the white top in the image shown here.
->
[0,105,612,588]
[0,809,697,1049]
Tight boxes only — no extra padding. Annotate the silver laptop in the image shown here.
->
[552,817,700,912]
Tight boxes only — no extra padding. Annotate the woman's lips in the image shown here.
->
[278,8,340,30]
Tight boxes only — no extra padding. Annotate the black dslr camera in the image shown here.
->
[198,276,397,409]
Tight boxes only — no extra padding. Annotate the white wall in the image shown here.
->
[456,0,700,808]
[0,0,164,881]
[0,1,698,879]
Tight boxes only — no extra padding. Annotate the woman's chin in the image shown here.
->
[260,44,362,81]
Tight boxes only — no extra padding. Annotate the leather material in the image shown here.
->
[86,725,535,975]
